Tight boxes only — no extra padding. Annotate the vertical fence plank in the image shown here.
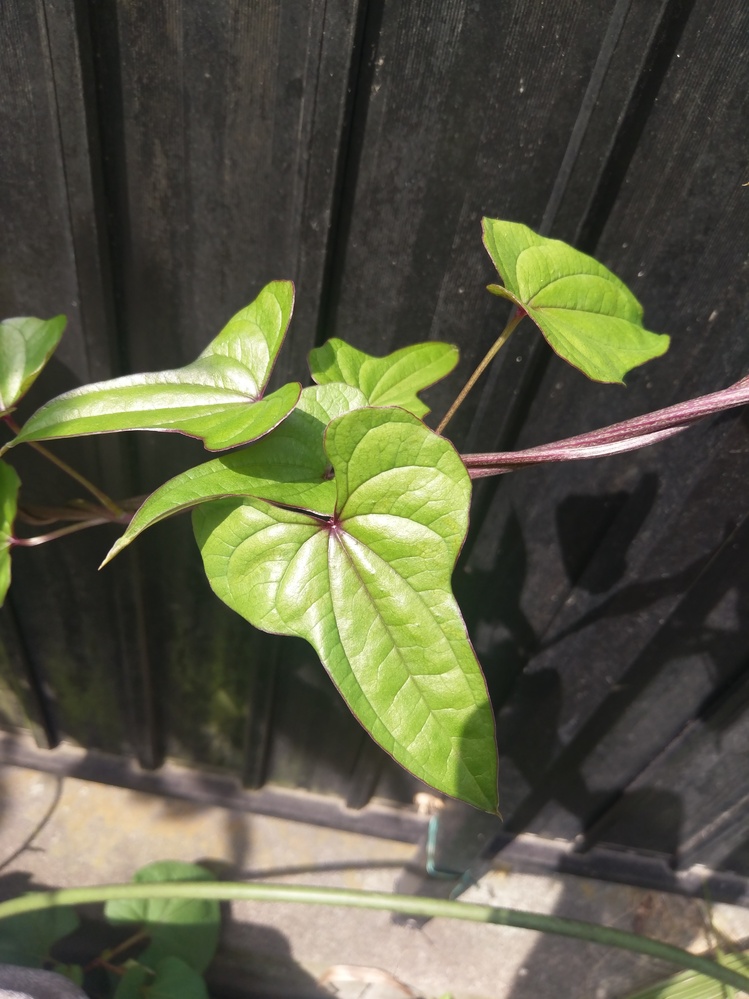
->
[0,0,145,757]
[478,0,749,846]
[79,0,375,783]
[389,0,749,891]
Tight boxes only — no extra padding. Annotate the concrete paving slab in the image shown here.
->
[1,763,748,999]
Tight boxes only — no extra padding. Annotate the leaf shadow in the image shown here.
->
[398,467,749,918]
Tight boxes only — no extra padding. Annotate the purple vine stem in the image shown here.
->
[461,374,749,479]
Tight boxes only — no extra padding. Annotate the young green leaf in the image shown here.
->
[309,339,459,417]
[9,283,300,451]
[482,218,669,383]
[0,906,79,967]
[0,315,66,413]
[104,860,220,973]
[101,383,368,566]
[194,407,499,813]
[0,460,20,607]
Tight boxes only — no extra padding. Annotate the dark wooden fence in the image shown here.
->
[1,0,748,884]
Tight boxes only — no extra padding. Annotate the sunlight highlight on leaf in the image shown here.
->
[0,315,66,413]
[101,383,368,565]
[482,218,669,383]
[309,339,459,417]
[10,283,299,451]
[193,408,498,812]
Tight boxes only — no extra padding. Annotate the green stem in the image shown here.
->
[2,416,124,518]
[0,882,747,993]
[436,310,525,436]
[85,927,149,973]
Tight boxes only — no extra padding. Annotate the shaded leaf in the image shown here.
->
[104,861,219,973]
[114,958,208,999]
[147,957,209,999]
[309,338,459,417]
[482,218,669,383]
[114,965,150,999]
[0,315,66,412]
[10,283,299,451]
[101,384,368,565]
[55,964,85,987]
[194,407,498,812]
[0,906,79,967]
[0,460,20,607]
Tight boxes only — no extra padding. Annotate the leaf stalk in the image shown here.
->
[436,310,525,435]
[2,415,124,517]
[84,928,149,973]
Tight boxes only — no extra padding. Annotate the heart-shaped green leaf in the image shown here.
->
[0,315,66,413]
[101,383,368,566]
[193,407,498,812]
[309,339,459,417]
[104,860,219,973]
[10,283,300,451]
[482,218,670,383]
[0,460,20,607]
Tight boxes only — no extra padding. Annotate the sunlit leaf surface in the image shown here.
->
[194,408,498,812]
[102,383,367,564]
[483,218,669,383]
[309,338,459,417]
[0,315,66,413]
[11,283,299,451]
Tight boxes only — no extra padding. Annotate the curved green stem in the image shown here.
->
[436,310,525,436]
[2,416,123,518]
[0,882,747,993]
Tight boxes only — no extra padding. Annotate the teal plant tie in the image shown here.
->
[425,813,480,899]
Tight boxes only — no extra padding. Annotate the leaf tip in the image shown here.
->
[99,542,122,569]
[616,331,671,385]
[263,279,296,325]
[478,789,501,816]
[655,332,671,356]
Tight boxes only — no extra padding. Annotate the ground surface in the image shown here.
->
[1,761,748,999]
